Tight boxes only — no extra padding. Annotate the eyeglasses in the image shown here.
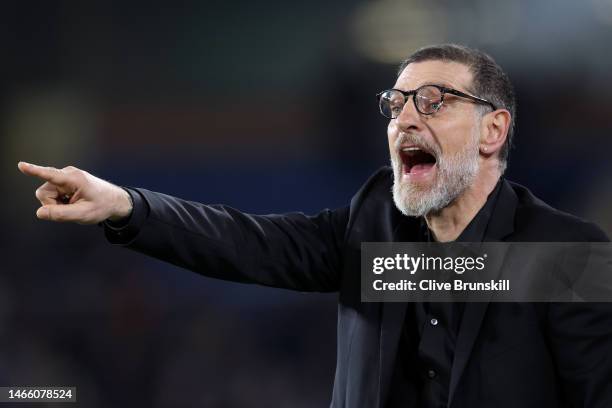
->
[377,84,497,119]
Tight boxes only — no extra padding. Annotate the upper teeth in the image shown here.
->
[402,147,422,152]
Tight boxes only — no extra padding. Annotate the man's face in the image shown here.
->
[388,60,483,217]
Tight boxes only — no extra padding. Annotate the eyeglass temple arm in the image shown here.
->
[444,88,496,110]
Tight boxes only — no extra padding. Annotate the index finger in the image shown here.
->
[17,162,71,186]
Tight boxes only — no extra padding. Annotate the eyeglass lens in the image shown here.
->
[379,86,443,118]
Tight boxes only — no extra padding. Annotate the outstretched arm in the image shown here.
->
[107,188,348,291]
[19,162,348,292]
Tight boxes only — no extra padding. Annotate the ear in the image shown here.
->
[479,109,511,157]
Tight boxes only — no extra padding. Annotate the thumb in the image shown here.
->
[36,202,92,223]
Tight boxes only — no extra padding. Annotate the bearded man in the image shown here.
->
[19,44,612,407]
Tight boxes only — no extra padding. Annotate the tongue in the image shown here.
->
[410,163,435,175]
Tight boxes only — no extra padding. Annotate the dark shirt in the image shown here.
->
[387,179,502,408]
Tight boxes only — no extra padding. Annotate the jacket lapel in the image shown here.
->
[376,215,420,407]
[448,180,518,406]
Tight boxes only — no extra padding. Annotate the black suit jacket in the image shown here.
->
[106,167,612,408]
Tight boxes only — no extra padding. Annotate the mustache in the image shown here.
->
[394,133,441,158]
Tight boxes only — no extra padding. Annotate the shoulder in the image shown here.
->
[344,166,409,238]
[347,166,394,212]
[352,166,394,197]
[508,180,609,242]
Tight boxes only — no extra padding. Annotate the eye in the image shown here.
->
[416,95,442,113]
[390,103,404,116]
[415,85,444,113]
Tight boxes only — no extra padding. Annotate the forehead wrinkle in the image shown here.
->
[392,78,470,94]
[393,62,474,94]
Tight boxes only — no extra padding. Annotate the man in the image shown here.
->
[19,44,612,407]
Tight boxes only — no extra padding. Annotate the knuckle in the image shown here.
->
[64,166,84,178]
[59,170,84,188]
[72,172,87,187]
[46,208,56,220]
[48,209,64,222]
[48,167,64,180]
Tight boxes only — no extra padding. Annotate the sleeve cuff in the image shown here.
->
[103,187,149,245]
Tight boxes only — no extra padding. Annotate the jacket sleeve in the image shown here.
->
[104,188,349,292]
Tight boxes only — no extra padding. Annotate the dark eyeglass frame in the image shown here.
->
[376,84,497,118]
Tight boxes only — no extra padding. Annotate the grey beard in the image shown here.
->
[391,142,479,217]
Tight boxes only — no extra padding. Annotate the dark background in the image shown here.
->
[3,0,612,406]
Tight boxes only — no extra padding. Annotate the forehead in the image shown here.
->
[393,60,473,92]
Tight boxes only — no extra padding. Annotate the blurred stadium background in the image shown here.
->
[3,0,612,406]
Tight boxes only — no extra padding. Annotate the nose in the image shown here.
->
[395,96,424,133]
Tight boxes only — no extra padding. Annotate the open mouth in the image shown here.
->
[400,146,437,176]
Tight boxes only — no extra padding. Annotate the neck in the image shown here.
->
[425,165,501,242]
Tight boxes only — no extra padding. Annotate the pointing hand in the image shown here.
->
[18,162,133,225]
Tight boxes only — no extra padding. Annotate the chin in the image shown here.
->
[392,177,437,217]
[393,183,445,217]
[391,159,472,217]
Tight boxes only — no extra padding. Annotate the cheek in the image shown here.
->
[438,122,475,155]
[387,121,398,151]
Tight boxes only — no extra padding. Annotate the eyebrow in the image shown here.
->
[424,81,454,89]
[392,82,465,93]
